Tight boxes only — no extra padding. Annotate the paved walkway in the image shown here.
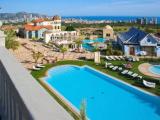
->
[138,63,160,79]
[10,38,94,69]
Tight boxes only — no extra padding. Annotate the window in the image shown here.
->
[106,33,110,37]
[147,39,151,43]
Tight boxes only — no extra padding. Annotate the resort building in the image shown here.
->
[117,27,160,57]
[44,30,77,44]
[22,15,78,43]
[78,25,114,40]
[103,25,115,40]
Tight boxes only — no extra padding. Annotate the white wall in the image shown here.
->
[124,45,130,56]
[156,46,160,57]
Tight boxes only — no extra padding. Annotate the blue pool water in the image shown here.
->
[149,65,160,75]
[43,65,160,120]
[82,38,106,51]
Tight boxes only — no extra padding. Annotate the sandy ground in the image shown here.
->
[10,38,94,70]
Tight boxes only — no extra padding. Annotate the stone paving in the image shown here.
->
[10,38,94,69]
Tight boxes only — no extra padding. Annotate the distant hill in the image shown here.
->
[0,12,48,20]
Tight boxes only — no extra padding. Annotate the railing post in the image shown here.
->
[0,30,5,47]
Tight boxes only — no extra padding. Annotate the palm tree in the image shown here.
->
[80,99,87,120]
[5,30,20,51]
[106,42,113,55]
[32,51,44,64]
[92,42,100,52]
[60,46,67,60]
[75,36,84,52]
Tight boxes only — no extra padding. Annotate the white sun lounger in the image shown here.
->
[143,80,156,88]
[121,70,129,75]
[106,56,112,60]
[127,71,134,76]
[36,64,45,68]
[109,56,116,60]
[132,58,136,62]
[112,66,118,71]
[119,56,125,60]
[132,73,138,78]
[33,66,41,70]
[109,65,114,69]
[137,76,143,79]
[105,63,108,68]
[118,67,123,71]
[114,56,121,60]
[136,57,140,61]
[105,62,112,68]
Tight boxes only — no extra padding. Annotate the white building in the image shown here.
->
[22,15,78,43]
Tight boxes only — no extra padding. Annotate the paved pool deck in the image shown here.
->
[138,63,160,79]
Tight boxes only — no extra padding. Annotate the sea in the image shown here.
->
[62,16,160,24]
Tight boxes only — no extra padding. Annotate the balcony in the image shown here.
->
[0,31,73,120]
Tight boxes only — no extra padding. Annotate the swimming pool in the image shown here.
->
[149,65,160,75]
[43,65,160,120]
[82,38,106,51]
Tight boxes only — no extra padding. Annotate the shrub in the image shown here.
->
[32,37,38,41]
[65,26,75,31]
[113,50,123,55]
[139,57,160,62]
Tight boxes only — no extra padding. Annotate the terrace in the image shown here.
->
[0,31,74,120]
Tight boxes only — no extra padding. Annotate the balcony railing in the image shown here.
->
[0,31,73,120]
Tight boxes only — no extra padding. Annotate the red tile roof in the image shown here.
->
[1,25,17,31]
[24,24,53,31]
[32,18,45,23]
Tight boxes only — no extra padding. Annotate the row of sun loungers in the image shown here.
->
[121,70,143,79]
[106,56,140,62]
[105,62,156,88]
[33,64,45,71]
[106,56,125,61]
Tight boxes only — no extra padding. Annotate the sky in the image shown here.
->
[0,0,160,16]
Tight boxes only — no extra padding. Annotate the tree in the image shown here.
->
[75,36,84,52]
[80,99,87,120]
[60,46,67,60]
[32,51,43,64]
[32,37,38,41]
[5,30,20,51]
[106,43,113,55]
[144,27,154,33]
[65,25,75,31]
[75,39,82,52]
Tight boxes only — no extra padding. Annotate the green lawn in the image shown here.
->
[31,60,160,95]
[31,60,160,119]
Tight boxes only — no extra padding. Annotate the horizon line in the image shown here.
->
[0,12,160,18]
